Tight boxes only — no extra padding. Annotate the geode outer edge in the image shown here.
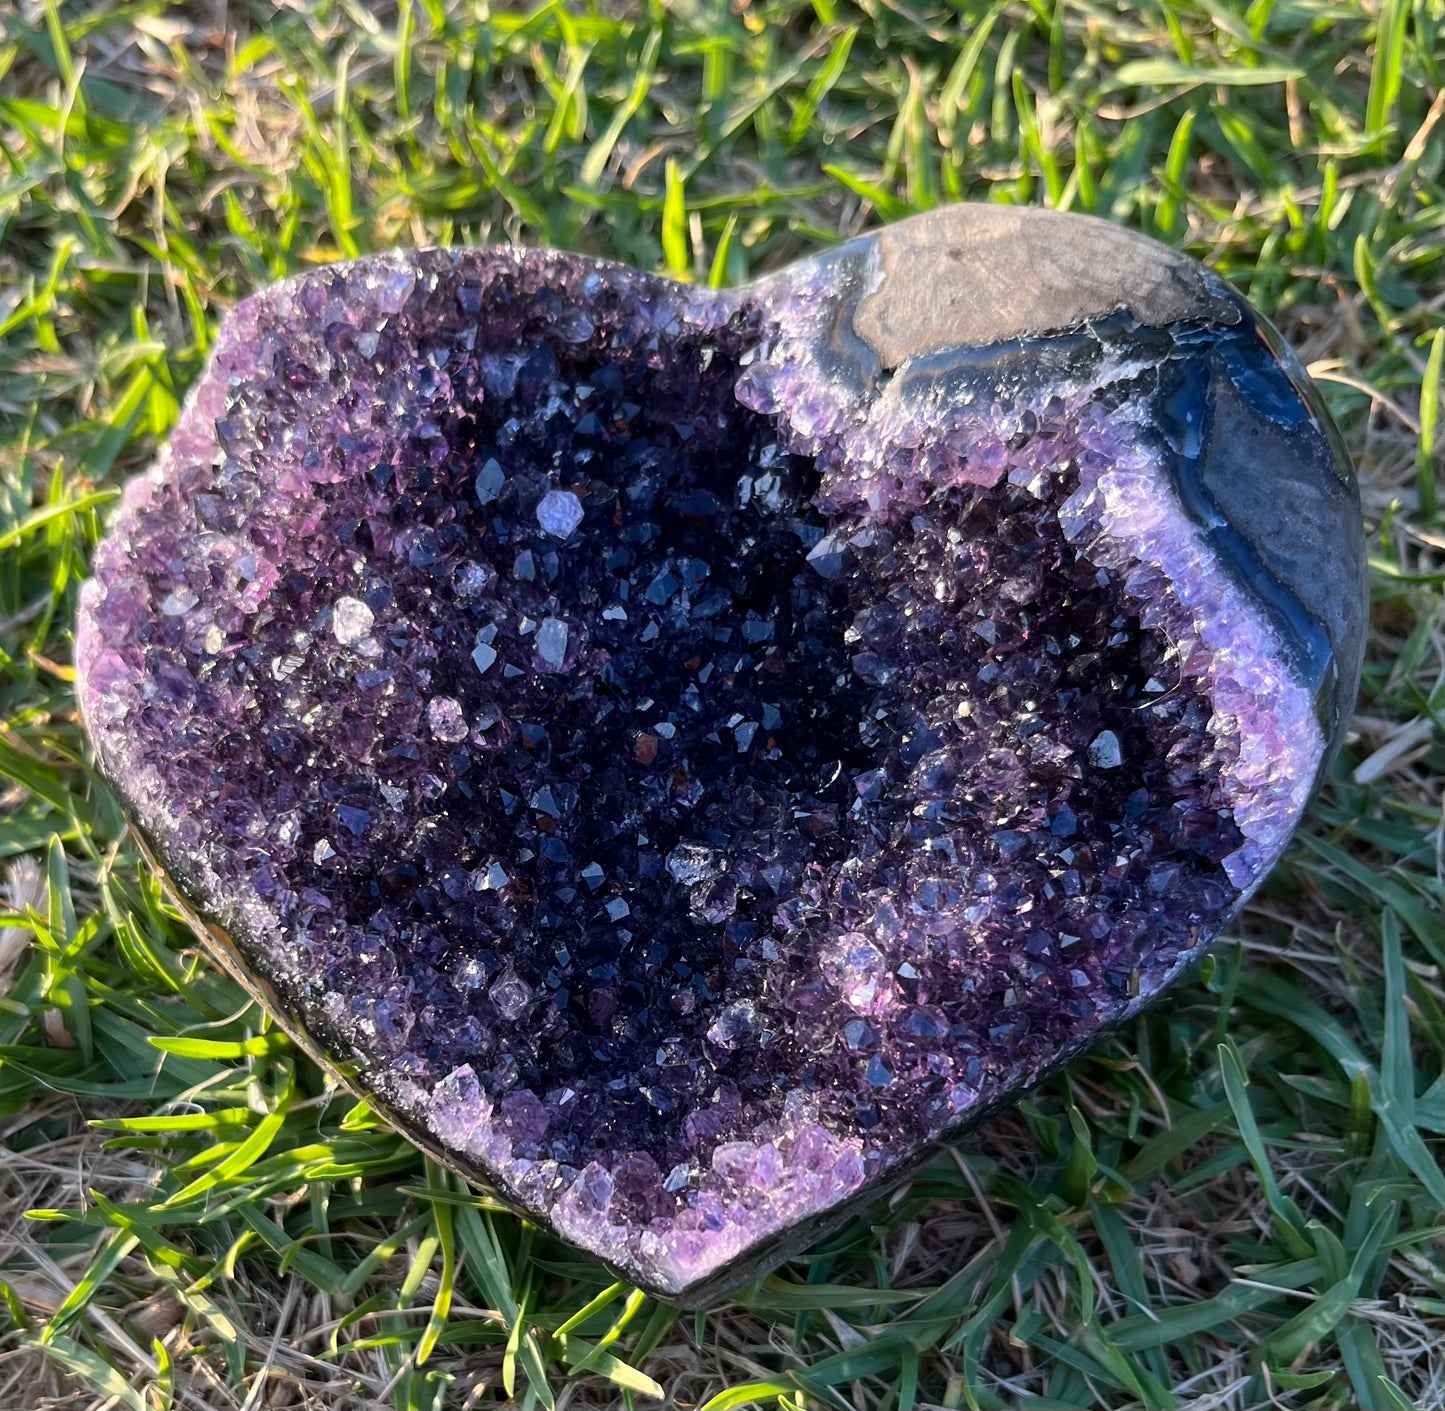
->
[76,207,1364,1304]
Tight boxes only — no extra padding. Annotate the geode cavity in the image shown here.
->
[77,207,1364,1302]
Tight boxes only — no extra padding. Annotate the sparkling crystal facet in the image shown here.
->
[76,207,1364,1303]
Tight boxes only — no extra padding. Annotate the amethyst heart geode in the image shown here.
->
[76,207,1365,1303]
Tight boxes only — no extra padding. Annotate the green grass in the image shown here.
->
[0,2,1442,1408]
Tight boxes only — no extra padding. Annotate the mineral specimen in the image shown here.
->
[76,206,1365,1303]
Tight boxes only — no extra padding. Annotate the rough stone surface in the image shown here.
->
[76,207,1364,1303]
[851,205,1239,363]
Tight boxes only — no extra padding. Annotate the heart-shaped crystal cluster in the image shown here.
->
[77,208,1364,1302]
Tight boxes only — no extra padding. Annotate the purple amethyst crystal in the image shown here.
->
[76,207,1364,1302]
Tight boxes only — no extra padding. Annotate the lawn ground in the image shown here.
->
[0,2,1441,1409]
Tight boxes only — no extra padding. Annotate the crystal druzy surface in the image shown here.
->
[77,207,1364,1302]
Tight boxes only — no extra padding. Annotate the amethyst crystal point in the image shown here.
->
[77,207,1364,1302]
